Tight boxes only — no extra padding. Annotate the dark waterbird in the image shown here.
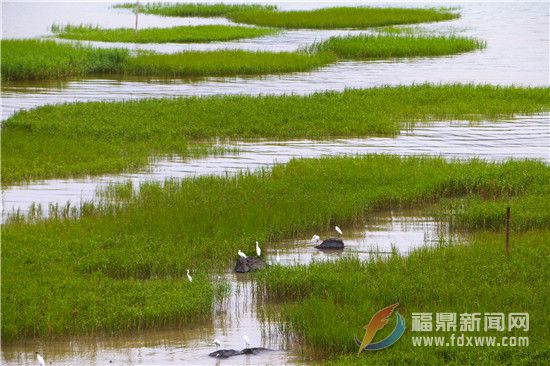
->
[315,237,345,250]
[208,347,272,359]
[235,256,266,273]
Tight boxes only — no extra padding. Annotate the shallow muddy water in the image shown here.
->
[1,273,298,365]
[268,211,458,265]
[1,211,455,365]
[2,1,549,119]
[3,115,548,221]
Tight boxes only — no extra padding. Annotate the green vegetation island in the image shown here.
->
[51,24,278,43]
[116,3,459,29]
[3,85,548,184]
[2,34,484,83]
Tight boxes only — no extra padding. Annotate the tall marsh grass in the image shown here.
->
[228,7,459,29]
[122,3,459,29]
[1,39,331,82]
[1,39,128,82]
[52,24,278,43]
[257,229,550,364]
[122,49,332,77]
[3,155,550,341]
[2,32,484,83]
[314,34,485,59]
[115,2,276,17]
[3,85,549,183]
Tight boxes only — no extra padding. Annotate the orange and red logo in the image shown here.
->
[355,303,406,353]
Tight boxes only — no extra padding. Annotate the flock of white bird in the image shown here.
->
[214,226,343,352]
[236,226,343,263]
[211,334,251,350]
[35,227,343,364]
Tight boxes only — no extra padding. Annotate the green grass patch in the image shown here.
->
[1,272,215,343]
[3,85,549,184]
[114,2,276,17]
[2,32,484,83]
[0,39,128,82]
[228,7,458,30]
[1,130,231,185]
[124,3,459,29]
[121,48,332,77]
[51,24,278,43]
[314,34,484,59]
[257,229,550,364]
[1,39,333,83]
[3,155,549,341]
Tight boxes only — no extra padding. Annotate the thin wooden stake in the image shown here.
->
[505,206,510,256]
[135,0,139,34]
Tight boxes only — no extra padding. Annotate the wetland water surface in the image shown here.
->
[1,211,456,366]
[1,1,549,365]
[3,115,549,220]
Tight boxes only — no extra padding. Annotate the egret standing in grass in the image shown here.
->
[36,352,45,366]
[311,234,320,243]
[242,334,250,348]
[213,338,221,349]
[186,269,193,283]
[276,250,281,263]
[256,241,261,257]
[238,250,247,258]
[335,226,343,235]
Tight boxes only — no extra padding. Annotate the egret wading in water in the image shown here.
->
[186,269,192,283]
[335,226,343,235]
[311,234,320,243]
[36,352,45,366]
[238,250,247,258]
[242,334,251,348]
[256,241,261,257]
[213,338,221,349]
[276,250,281,263]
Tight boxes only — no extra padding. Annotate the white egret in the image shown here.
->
[186,269,192,283]
[213,338,221,349]
[276,250,281,263]
[311,234,320,243]
[256,241,261,257]
[36,352,45,366]
[238,250,247,258]
[335,226,343,235]
[242,334,250,348]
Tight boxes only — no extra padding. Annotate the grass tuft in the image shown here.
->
[314,34,485,59]
[51,23,278,43]
[0,39,128,82]
[114,2,277,17]
[122,49,332,77]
